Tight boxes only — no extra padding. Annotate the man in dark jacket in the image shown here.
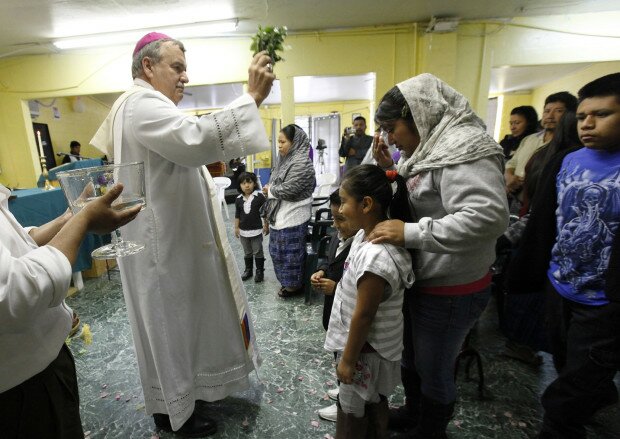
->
[508,73,620,439]
[339,116,373,173]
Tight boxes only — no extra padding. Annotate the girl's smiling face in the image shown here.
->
[330,203,357,239]
[338,186,364,230]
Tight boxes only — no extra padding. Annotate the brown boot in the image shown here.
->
[336,402,369,439]
[366,396,389,439]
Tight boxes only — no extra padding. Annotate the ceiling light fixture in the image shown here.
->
[52,18,239,50]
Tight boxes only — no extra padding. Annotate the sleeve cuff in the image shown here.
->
[220,94,270,157]
[225,93,255,109]
[403,222,422,249]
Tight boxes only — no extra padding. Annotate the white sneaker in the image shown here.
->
[327,388,339,401]
[318,403,338,422]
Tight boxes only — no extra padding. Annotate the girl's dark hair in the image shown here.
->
[510,106,539,138]
[341,164,411,223]
[329,189,341,206]
[237,172,258,187]
[375,86,415,128]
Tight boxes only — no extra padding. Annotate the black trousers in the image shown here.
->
[0,344,84,439]
[540,283,620,438]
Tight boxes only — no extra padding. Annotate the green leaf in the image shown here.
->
[250,25,288,66]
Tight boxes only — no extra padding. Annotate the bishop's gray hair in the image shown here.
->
[131,38,186,79]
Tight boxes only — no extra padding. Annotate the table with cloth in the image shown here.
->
[8,187,110,288]
[37,158,104,187]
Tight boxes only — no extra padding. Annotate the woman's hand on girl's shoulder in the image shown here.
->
[367,219,405,246]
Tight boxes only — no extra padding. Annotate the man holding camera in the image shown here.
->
[339,116,373,173]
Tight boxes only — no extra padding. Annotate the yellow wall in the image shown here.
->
[31,96,111,167]
[3,14,620,187]
[531,61,620,112]
[0,22,497,187]
[493,61,620,142]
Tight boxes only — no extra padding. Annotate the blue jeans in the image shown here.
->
[401,287,491,404]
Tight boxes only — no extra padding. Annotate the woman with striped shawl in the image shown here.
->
[263,124,316,297]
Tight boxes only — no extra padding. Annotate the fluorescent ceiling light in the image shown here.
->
[53,19,238,50]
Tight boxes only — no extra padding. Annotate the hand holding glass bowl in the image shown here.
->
[57,162,146,259]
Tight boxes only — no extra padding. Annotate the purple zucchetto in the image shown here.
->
[132,32,171,56]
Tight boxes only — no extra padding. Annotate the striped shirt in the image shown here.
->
[324,230,415,361]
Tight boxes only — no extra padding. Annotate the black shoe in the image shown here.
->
[410,395,454,439]
[388,403,418,430]
[278,286,304,298]
[153,412,217,438]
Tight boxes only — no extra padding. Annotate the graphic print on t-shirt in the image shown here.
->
[549,149,620,305]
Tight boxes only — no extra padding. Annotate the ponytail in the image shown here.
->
[341,164,411,223]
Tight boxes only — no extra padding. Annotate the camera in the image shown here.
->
[316,139,327,150]
[345,127,355,136]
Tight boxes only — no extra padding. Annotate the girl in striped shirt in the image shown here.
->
[324,164,414,438]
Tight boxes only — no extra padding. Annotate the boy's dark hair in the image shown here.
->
[340,164,411,223]
[510,106,539,137]
[375,86,415,129]
[70,140,81,148]
[353,116,366,124]
[578,73,620,103]
[545,91,578,112]
[329,189,341,206]
[237,172,258,187]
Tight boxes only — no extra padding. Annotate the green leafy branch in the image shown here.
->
[250,25,288,65]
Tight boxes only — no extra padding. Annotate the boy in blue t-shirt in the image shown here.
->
[509,73,620,438]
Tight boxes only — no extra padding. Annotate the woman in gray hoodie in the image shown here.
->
[368,73,509,438]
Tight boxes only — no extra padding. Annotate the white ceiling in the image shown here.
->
[8,1,620,105]
[489,63,594,94]
[3,0,620,58]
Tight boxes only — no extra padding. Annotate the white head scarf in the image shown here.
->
[394,73,503,178]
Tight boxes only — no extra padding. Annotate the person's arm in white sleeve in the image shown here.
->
[127,93,270,168]
[0,184,141,331]
[128,51,274,168]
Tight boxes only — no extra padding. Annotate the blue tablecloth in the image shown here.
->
[8,187,108,272]
[38,158,104,187]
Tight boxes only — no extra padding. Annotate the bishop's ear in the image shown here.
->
[142,57,155,79]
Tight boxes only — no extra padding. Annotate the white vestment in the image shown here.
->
[91,79,267,429]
